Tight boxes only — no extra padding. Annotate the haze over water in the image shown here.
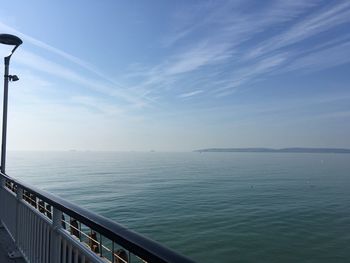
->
[7,151,350,263]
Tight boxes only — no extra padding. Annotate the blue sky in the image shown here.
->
[0,0,350,151]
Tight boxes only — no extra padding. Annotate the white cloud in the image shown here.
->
[165,43,233,75]
[246,1,350,59]
[70,96,124,116]
[179,90,203,98]
[283,41,350,73]
[125,0,335,98]
[3,1,350,113]
[14,49,151,108]
[0,21,155,109]
[164,0,317,47]
[213,53,288,96]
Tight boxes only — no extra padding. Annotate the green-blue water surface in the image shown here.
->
[7,152,350,263]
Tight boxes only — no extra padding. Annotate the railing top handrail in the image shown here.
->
[0,172,196,263]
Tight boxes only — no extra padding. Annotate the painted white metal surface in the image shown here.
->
[0,179,104,263]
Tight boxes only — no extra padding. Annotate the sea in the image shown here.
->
[6,151,350,263]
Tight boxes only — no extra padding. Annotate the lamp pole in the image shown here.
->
[1,55,11,174]
[0,34,22,174]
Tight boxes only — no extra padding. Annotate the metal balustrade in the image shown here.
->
[0,172,196,263]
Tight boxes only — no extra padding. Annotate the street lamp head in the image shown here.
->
[0,34,22,55]
[0,34,22,46]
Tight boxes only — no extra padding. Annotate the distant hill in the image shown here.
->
[195,148,350,154]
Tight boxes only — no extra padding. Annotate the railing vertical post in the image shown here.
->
[15,186,23,244]
[0,176,4,224]
[0,176,4,187]
[50,207,62,263]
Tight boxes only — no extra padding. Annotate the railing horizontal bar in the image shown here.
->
[23,194,53,215]
[63,220,113,254]
[1,172,196,263]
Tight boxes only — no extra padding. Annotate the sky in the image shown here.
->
[0,0,349,151]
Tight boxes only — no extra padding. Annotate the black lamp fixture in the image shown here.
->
[0,33,22,173]
[8,75,19,82]
[0,33,22,54]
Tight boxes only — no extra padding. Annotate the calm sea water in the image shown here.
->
[6,151,350,263]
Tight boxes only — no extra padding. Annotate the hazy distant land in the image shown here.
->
[195,148,350,154]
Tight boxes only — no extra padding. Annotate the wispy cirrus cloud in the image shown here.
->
[179,90,203,98]
[213,53,288,96]
[164,42,233,75]
[163,0,317,48]
[283,40,350,73]
[0,21,102,78]
[0,21,155,109]
[123,0,350,100]
[70,96,125,116]
[3,0,350,107]
[15,50,149,108]
[246,1,350,59]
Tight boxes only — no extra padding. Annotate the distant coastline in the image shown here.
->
[195,148,350,154]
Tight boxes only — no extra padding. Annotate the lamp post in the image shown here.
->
[0,34,22,174]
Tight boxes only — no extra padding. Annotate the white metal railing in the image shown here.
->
[0,178,103,263]
[0,173,196,263]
